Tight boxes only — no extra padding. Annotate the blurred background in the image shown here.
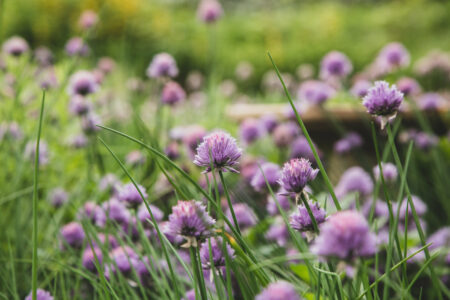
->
[2,0,450,91]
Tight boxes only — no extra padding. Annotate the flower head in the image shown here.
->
[255,281,300,300]
[417,93,444,111]
[373,162,397,182]
[251,162,281,192]
[48,187,68,207]
[225,203,257,231]
[79,10,98,30]
[61,222,85,248]
[297,80,335,105]
[279,158,319,194]
[290,201,327,232]
[65,37,89,56]
[168,200,215,246]
[290,136,320,162]
[197,0,223,24]
[240,118,264,145]
[194,131,242,173]
[81,113,101,134]
[97,57,116,75]
[350,80,371,98]
[363,81,403,118]
[320,51,353,79]
[24,140,50,166]
[333,132,363,154]
[161,81,186,105]
[69,95,92,116]
[266,217,289,246]
[25,289,53,300]
[266,191,291,216]
[146,53,178,78]
[68,70,99,96]
[82,247,103,271]
[117,183,147,208]
[137,204,164,227]
[376,42,410,71]
[3,36,29,56]
[335,167,373,198]
[272,122,299,148]
[396,77,421,97]
[200,237,235,271]
[311,210,377,260]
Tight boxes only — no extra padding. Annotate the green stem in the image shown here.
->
[190,246,208,300]
[32,91,46,300]
[219,171,241,235]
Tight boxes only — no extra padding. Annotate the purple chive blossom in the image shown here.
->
[225,203,257,230]
[0,122,23,141]
[376,42,410,72]
[362,200,389,220]
[161,81,186,105]
[396,77,421,97]
[48,187,68,207]
[279,158,319,195]
[182,125,207,157]
[266,190,291,216]
[34,46,54,67]
[81,113,101,134]
[362,81,403,128]
[38,68,58,90]
[255,281,300,300]
[333,132,363,154]
[290,136,321,162]
[335,167,373,198]
[168,200,215,246]
[69,134,88,149]
[183,289,196,300]
[251,162,281,192]
[320,51,353,79]
[416,93,445,111]
[266,217,289,246]
[194,131,242,173]
[200,237,235,272]
[69,95,91,116]
[99,199,130,225]
[311,210,377,260]
[165,142,180,160]
[61,222,85,248]
[398,195,427,221]
[97,57,116,75]
[137,204,164,227]
[297,80,336,105]
[373,162,398,182]
[78,10,98,30]
[126,150,146,166]
[350,80,372,98]
[197,0,223,24]
[65,37,89,56]
[25,289,54,300]
[240,118,264,145]
[110,246,139,274]
[415,131,439,150]
[290,201,327,232]
[117,183,147,208]
[427,227,450,251]
[82,247,103,271]
[24,140,50,166]
[260,114,279,133]
[146,53,178,78]
[99,173,120,194]
[272,122,299,148]
[2,36,29,56]
[68,70,99,96]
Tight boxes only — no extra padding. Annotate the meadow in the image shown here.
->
[0,1,450,299]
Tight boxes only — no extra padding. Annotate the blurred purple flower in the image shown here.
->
[197,0,223,24]
[311,210,377,260]
[272,122,299,148]
[225,203,257,231]
[333,132,363,154]
[194,131,242,173]
[255,281,300,300]
[200,237,235,272]
[48,187,68,207]
[415,131,439,150]
[161,81,186,106]
[99,173,120,194]
[82,247,102,271]
[240,118,264,145]
[117,183,147,208]
[335,167,373,198]
[146,53,178,78]
[69,95,91,116]
[109,246,139,274]
[25,289,53,300]
[259,114,279,133]
[137,204,164,227]
[266,190,291,216]
[416,93,445,111]
[61,222,85,248]
[373,162,397,182]
[68,70,99,96]
[79,10,98,30]
[297,80,335,105]
[97,57,116,75]
[3,36,29,56]
[396,77,421,97]
[183,125,207,157]
[320,51,353,79]
[65,37,89,56]
[126,150,146,166]
[376,42,410,72]
[290,135,320,162]
[350,80,371,98]
[24,140,50,166]
[34,46,54,67]
[266,217,289,246]
[251,162,281,192]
